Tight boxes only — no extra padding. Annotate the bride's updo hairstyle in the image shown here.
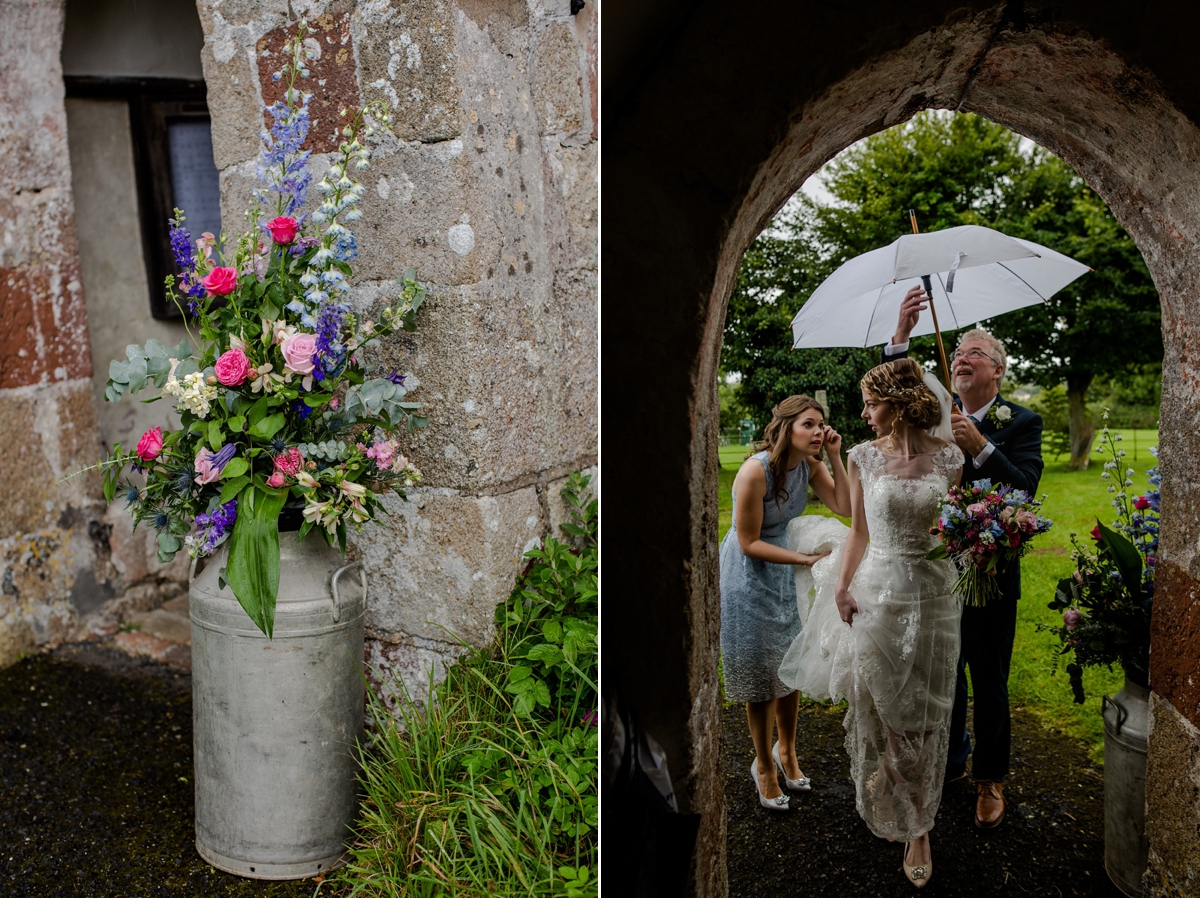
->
[756,395,826,509]
[860,359,942,431]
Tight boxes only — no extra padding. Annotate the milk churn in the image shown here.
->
[1102,674,1150,898]
[189,529,366,880]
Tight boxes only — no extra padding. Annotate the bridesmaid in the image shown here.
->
[720,395,850,810]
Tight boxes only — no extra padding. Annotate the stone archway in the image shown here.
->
[605,4,1200,895]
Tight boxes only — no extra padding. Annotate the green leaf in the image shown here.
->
[220,476,250,503]
[925,545,949,561]
[227,415,245,433]
[1095,519,1144,599]
[542,620,563,643]
[208,420,224,450]
[526,643,564,665]
[248,413,286,440]
[221,457,248,480]
[225,485,289,637]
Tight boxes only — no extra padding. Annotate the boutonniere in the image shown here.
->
[986,403,1013,428]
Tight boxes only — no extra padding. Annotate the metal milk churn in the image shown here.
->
[189,530,366,880]
[1102,674,1150,898]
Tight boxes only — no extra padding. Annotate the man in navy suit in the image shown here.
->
[883,285,1044,830]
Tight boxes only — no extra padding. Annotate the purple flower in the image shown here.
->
[312,301,348,382]
[168,214,205,309]
[1063,608,1081,631]
[255,95,313,220]
[385,368,406,386]
[193,499,238,556]
[582,709,598,728]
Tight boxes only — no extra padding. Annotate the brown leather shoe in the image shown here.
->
[974,779,1005,829]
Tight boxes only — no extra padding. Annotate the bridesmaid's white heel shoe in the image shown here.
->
[772,741,812,792]
[751,759,790,811]
[903,840,932,888]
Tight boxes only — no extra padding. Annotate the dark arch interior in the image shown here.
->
[605,3,1200,893]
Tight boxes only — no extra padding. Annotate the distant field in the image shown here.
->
[716,430,1160,762]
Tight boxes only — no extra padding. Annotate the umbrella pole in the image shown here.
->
[909,210,954,390]
[921,274,954,390]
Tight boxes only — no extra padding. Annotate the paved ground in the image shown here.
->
[723,699,1126,897]
[0,645,324,898]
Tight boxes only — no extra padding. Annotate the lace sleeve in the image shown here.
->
[935,444,965,481]
[848,442,882,478]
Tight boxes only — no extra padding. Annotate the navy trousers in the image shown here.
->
[947,565,1020,781]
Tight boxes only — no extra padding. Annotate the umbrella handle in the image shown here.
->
[922,274,954,391]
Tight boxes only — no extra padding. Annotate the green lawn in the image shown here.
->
[716,430,1160,762]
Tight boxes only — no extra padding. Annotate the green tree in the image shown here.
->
[987,155,1161,467]
[721,204,878,444]
[722,112,1161,468]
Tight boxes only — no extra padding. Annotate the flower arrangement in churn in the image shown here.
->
[927,479,1053,606]
[1045,413,1158,701]
[78,23,427,637]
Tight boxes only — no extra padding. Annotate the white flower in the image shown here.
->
[1126,468,1135,477]
[995,405,1012,422]
[1101,472,1111,479]
[1114,434,1123,441]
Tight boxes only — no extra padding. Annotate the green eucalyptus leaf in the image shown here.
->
[208,420,224,450]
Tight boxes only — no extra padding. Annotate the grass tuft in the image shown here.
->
[329,473,598,897]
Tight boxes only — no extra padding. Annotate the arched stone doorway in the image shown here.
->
[605,4,1200,895]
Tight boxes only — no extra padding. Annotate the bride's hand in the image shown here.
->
[794,550,831,567]
[835,588,859,625]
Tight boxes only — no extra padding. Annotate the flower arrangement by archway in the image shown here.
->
[89,23,426,637]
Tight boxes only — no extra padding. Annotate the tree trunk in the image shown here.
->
[1066,375,1096,471]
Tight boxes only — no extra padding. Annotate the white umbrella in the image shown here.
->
[789,224,1090,379]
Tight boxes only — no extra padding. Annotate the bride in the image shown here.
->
[779,358,963,889]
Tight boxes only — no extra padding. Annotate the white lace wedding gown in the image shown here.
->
[778,441,964,842]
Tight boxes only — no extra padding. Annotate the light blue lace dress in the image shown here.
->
[719,452,810,703]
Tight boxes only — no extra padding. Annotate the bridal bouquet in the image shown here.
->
[927,480,1053,606]
[85,23,426,637]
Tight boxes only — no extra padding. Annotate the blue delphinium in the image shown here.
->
[312,301,348,382]
[255,94,313,221]
[168,213,206,312]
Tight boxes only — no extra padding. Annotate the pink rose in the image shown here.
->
[1063,608,1082,631]
[1133,495,1150,511]
[280,333,317,375]
[274,447,305,476]
[136,426,163,462]
[194,448,221,485]
[214,348,250,386]
[966,502,987,518]
[265,216,299,245]
[266,471,287,488]
[202,266,238,296]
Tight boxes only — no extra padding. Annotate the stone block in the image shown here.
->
[529,22,583,136]
[354,484,542,646]
[352,0,459,143]
[0,615,35,670]
[1146,691,1200,897]
[364,634,468,718]
[350,278,593,491]
[196,1,281,170]
[541,137,596,271]
[257,12,361,155]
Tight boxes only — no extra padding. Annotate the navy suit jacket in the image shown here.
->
[881,349,1044,598]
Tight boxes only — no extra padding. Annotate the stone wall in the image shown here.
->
[195,0,597,694]
[0,0,108,666]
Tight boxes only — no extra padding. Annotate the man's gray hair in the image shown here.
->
[957,328,1007,374]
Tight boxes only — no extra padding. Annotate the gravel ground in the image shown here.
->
[724,699,1126,897]
[0,645,321,898]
